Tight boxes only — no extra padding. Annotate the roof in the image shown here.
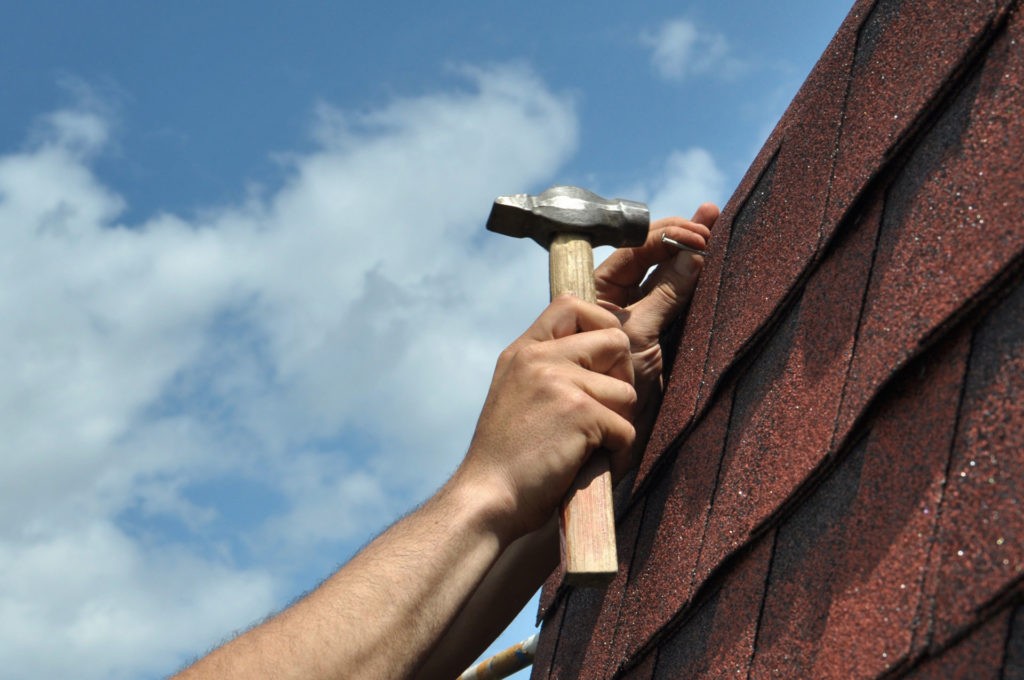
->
[531,0,1024,676]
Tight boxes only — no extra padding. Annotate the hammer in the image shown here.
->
[487,185,649,586]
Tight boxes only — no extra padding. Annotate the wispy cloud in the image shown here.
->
[641,18,745,82]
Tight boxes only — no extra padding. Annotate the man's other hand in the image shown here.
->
[595,203,718,474]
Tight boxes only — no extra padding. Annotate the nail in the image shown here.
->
[661,234,706,256]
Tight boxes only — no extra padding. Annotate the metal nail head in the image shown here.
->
[661,233,706,256]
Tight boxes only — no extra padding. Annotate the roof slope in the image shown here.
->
[531,0,1024,677]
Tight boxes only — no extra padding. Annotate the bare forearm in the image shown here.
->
[417,516,558,678]
[175,474,511,680]
[171,290,677,679]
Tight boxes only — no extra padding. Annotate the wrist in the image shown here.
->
[442,464,524,550]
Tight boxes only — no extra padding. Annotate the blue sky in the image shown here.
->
[0,3,851,678]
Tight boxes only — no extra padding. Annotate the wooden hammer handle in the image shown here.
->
[548,232,618,586]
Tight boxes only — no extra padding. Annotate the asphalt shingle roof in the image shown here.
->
[532,0,1024,676]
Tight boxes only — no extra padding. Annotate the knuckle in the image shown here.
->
[623,420,638,443]
[602,327,633,362]
[613,328,632,352]
[616,418,637,446]
[497,344,519,367]
[597,326,627,346]
[561,386,591,413]
[603,418,635,455]
[622,383,639,409]
[534,363,565,390]
[515,341,548,368]
[551,293,580,312]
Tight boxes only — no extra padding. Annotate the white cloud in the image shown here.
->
[0,521,275,680]
[641,18,745,82]
[0,65,572,679]
[258,453,393,551]
[645,147,728,219]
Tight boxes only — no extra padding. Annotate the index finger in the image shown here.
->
[521,294,624,343]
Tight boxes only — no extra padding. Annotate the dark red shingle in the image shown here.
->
[532,1,1024,677]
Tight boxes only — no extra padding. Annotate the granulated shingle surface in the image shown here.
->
[695,194,882,584]
[749,326,971,678]
[836,3,1024,442]
[615,653,654,680]
[614,381,736,665]
[1005,604,1024,676]
[533,0,1024,677]
[530,598,564,680]
[823,0,1014,232]
[902,607,1014,679]
[925,271,1024,652]
[652,533,774,679]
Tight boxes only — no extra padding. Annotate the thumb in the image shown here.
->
[623,203,716,344]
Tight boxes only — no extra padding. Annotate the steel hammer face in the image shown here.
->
[486,185,649,249]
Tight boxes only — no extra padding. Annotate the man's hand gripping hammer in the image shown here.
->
[486,185,649,586]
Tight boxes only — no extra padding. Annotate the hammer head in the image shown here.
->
[486,185,649,249]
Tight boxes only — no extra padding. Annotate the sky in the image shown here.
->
[0,2,852,678]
